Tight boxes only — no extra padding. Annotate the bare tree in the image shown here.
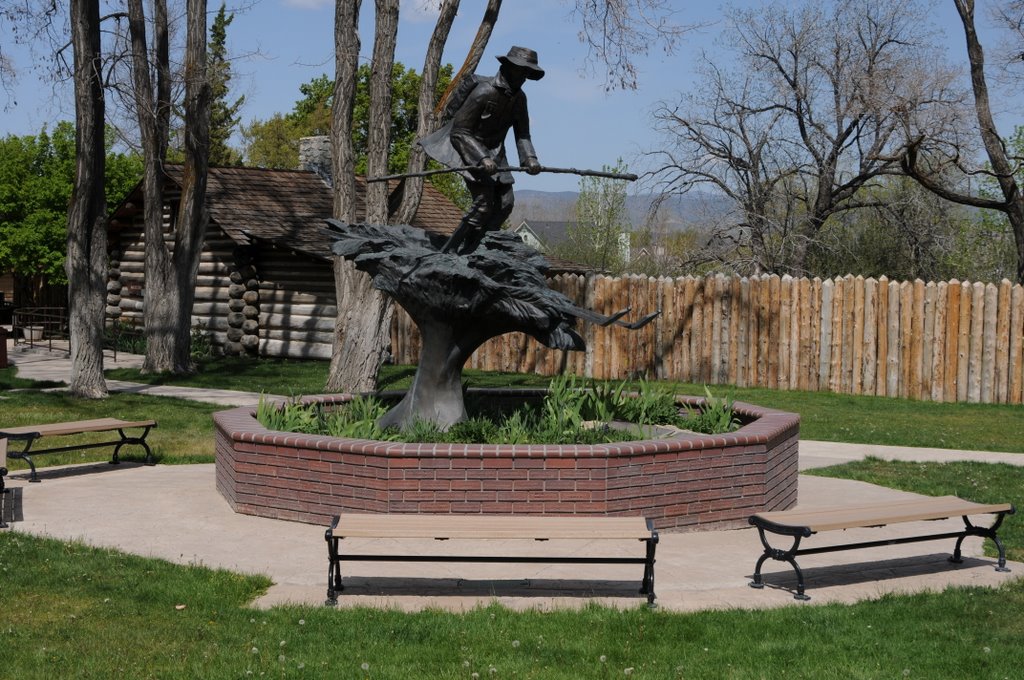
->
[901,0,1024,283]
[124,0,210,373]
[327,0,373,393]
[66,0,108,398]
[648,0,957,276]
[326,0,687,392]
[364,0,398,223]
[331,0,360,224]
[391,0,460,225]
[570,0,690,91]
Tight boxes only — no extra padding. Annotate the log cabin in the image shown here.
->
[106,137,465,359]
[106,137,587,360]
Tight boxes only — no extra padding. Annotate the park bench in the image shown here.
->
[748,495,1015,600]
[0,418,157,484]
[325,513,659,606]
[0,437,7,528]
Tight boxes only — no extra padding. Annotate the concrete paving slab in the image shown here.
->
[2,464,1017,613]
[3,342,1020,612]
[799,440,1024,469]
[6,341,274,406]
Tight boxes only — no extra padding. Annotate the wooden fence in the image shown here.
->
[390,274,1024,405]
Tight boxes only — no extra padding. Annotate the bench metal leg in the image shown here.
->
[639,529,659,608]
[0,469,7,529]
[325,516,342,606]
[951,513,1013,573]
[7,438,42,483]
[749,528,811,600]
[110,426,156,466]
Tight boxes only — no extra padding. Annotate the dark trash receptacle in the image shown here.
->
[0,326,7,369]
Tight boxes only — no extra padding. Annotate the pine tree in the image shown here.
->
[207,2,243,166]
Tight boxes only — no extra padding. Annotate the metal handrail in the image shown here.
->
[12,307,69,353]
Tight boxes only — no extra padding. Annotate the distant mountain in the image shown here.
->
[509,190,734,233]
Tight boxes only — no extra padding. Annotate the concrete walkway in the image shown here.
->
[2,340,1020,612]
[4,339,273,406]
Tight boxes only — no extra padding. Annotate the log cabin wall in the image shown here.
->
[108,199,254,355]
[109,209,339,359]
[253,244,336,360]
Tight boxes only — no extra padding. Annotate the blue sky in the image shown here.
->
[3,0,1023,192]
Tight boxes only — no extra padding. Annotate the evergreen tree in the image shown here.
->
[207,2,243,166]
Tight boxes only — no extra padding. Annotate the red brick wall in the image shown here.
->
[214,394,800,531]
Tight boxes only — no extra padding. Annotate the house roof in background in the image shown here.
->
[110,166,590,274]
[110,165,463,259]
[514,219,576,249]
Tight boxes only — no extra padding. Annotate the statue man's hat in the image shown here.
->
[497,46,545,80]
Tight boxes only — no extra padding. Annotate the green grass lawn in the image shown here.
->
[1,531,1022,679]
[808,458,1024,563]
[5,360,1024,676]
[0,390,221,472]
[105,358,1024,453]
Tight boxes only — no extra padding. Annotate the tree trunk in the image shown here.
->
[365,0,398,223]
[173,0,212,367]
[66,0,108,398]
[955,0,1024,283]
[138,0,211,373]
[326,256,394,394]
[433,0,503,115]
[127,0,172,373]
[392,0,460,225]
[331,0,361,222]
[327,0,397,393]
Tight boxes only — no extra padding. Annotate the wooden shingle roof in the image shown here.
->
[109,165,589,274]
[111,165,463,260]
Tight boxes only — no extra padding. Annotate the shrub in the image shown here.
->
[254,381,740,443]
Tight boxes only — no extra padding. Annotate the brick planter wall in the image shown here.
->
[214,390,800,531]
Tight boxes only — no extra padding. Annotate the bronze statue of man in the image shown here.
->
[419,46,545,254]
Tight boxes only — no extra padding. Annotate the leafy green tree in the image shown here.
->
[241,63,453,176]
[0,122,141,285]
[551,160,632,274]
[207,2,244,166]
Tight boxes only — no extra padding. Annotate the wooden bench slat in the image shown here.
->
[0,418,156,438]
[753,496,1013,533]
[749,495,1015,600]
[333,513,652,540]
[0,418,157,483]
[326,513,660,607]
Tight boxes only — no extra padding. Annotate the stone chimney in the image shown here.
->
[298,135,332,187]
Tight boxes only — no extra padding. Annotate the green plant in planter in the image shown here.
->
[323,396,395,440]
[256,395,319,434]
[254,381,741,443]
[678,385,740,434]
[496,408,538,444]
[617,377,681,425]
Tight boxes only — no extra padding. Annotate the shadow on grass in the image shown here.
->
[0,366,62,391]
[751,553,1004,599]
[331,575,649,601]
